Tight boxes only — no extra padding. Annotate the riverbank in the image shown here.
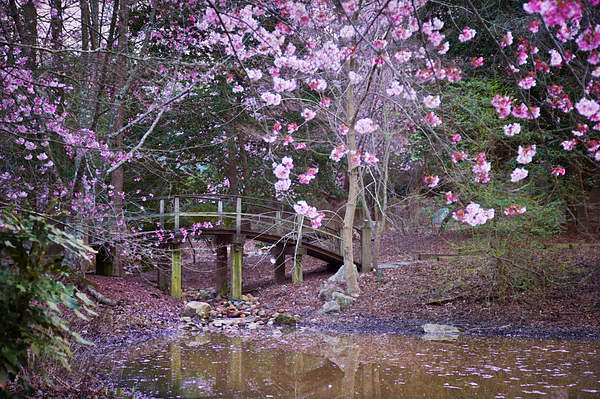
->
[15,230,600,397]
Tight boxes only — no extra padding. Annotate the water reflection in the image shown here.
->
[100,331,600,398]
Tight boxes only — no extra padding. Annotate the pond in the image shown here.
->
[98,329,600,398]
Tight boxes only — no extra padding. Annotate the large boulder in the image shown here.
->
[318,300,341,315]
[183,301,212,319]
[328,264,359,283]
[331,292,356,309]
[318,282,345,301]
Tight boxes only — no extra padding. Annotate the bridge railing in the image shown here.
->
[125,194,344,254]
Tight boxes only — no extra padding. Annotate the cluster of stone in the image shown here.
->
[180,290,297,331]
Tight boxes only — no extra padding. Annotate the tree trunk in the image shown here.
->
[110,0,129,277]
[343,53,360,296]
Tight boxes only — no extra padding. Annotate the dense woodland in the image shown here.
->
[1,0,600,396]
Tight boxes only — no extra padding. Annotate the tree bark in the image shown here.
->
[110,0,129,277]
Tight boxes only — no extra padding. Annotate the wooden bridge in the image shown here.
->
[118,195,371,299]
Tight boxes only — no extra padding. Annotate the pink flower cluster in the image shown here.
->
[517,145,536,164]
[424,175,439,188]
[298,168,318,184]
[452,203,495,226]
[459,26,477,42]
[504,203,526,215]
[492,94,514,118]
[445,191,458,204]
[293,200,325,228]
[511,167,529,182]
[551,165,566,176]
[472,153,491,183]
[273,156,294,192]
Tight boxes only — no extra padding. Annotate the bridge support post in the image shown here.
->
[215,235,230,296]
[270,245,286,284]
[360,221,371,273]
[171,243,182,299]
[231,234,245,300]
[292,247,306,283]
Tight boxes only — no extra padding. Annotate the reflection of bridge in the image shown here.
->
[121,195,371,299]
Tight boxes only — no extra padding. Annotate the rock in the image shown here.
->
[331,291,356,309]
[241,294,250,302]
[423,333,460,342]
[183,301,212,319]
[318,283,345,301]
[179,316,192,322]
[274,313,296,326]
[328,264,359,283]
[319,300,341,314]
[422,324,463,334]
[247,322,258,330]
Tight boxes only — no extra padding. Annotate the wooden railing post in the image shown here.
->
[275,211,282,237]
[218,200,223,227]
[159,199,165,227]
[235,197,242,234]
[360,220,372,273]
[174,196,180,230]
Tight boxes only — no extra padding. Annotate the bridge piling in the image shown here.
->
[360,221,372,273]
[171,243,182,299]
[231,234,245,300]
[215,235,230,295]
[270,245,286,284]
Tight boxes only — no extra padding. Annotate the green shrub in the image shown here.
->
[0,208,97,398]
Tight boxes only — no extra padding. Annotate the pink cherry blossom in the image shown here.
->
[510,167,529,182]
[451,134,462,144]
[424,112,442,127]
[355,118,378,134]
[503,123,521,136]
[246,68,263,80]
[518,76,537,90]
[504,203,527,215]
[363,152,379,165]
[471,57,484,67]
[295,143,307,150]
[452,151,469,163]
[575,98,600,118]
[329,146,348,162]
[459,26,477,42]
[561,139,578,150]
[445,191,458,204]
[549,49,563,66]
[301,108,316,121]
[261,91,282,106]
[492,94,514,118]
[500,31,513,47]
[275,179,291,192]
[423,95,441,108]
[424,175,439,188]
[517,145,536,164]
[453,202,494,226]
[552,166,566,176]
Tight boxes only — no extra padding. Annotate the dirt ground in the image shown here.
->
[121,228,600,339]
[15,228,600,398]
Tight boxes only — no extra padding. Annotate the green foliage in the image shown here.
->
[0,208,97,398]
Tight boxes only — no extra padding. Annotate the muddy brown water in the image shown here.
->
[99,329,600,398]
